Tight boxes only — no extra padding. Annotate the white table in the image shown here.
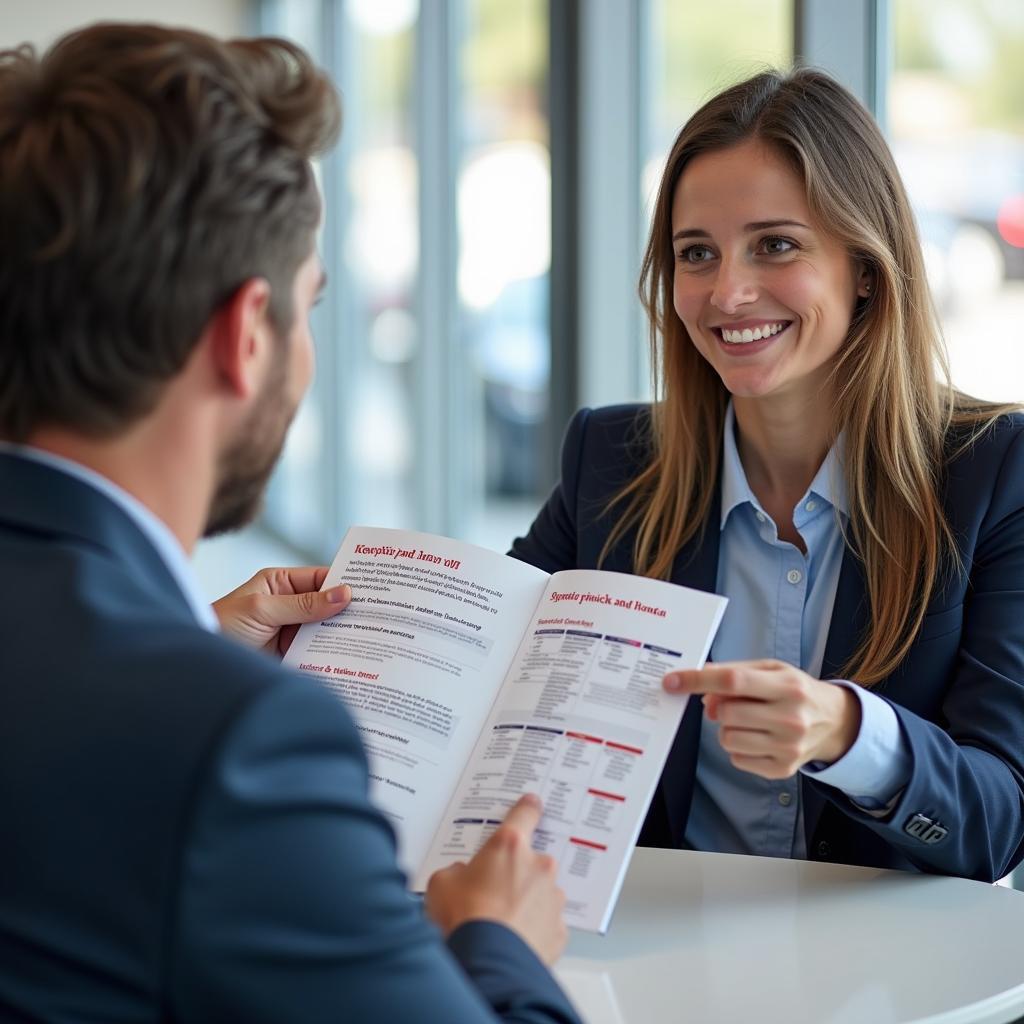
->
[556,848,1024,1024]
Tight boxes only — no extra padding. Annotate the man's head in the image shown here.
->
[0,23,339,532]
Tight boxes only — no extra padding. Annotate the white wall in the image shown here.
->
[0,0,248,51]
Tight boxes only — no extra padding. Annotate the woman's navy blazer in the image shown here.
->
[511,405,1024,881]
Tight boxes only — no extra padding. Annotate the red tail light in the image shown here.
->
[997,195,1024,248]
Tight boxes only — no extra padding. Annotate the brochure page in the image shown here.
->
[283,526,548,873]
[416,569,727,932]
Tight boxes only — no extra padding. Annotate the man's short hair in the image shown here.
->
[0,23,340,440]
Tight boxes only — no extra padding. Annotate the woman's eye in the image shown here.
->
[760,236,795,255]
[678,244,714,264]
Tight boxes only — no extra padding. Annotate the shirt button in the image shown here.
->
[755,511,766,523]
[805,499,817,512]
[778,791,792,807]
[786,569,803,585]
[817,841,831,858]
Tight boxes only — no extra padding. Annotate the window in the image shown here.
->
[644,0,792,181]
[260,0,548,556]
[261,0,418,556]
[638,1,792,393]
[457,0,551,548]
[890,0,1024,401]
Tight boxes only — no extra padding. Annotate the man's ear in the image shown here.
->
[208,278,273,399]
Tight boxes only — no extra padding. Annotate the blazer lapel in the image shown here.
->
[654,488,723,848]
[802,543,869,843]
[819,545,868,680]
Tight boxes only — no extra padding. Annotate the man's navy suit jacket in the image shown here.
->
[512,405,1024,881]
[0,453,580,1024]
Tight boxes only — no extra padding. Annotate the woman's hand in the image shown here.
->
[664,660,862,779]
[213,566,351,657]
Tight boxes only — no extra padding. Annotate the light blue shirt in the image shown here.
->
[684,404,910,859]
[0,443,219,633]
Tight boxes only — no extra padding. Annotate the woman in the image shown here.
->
[511,68,1024,881]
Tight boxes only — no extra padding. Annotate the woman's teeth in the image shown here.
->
[721,322,787,344]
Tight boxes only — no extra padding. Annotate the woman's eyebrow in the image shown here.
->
[744,219,810,231]
[672,219,811,242]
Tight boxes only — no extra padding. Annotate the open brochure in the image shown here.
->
[283,526,726,933]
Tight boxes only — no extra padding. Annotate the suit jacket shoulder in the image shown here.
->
[943,410,1024,533]
[510,404,653,574]
[0,458,580,1024]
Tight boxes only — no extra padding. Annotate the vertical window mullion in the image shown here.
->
[578,0,644,410]
[547,0,581,487]
[414,0,460,536]
[321,0,351,549]
[795,0,881,113]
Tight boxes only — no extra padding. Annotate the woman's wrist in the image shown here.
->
[815,683,863,765]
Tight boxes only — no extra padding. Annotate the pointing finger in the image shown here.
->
[496,793,544,840]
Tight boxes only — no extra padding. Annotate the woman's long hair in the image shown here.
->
[605,68,1016,685]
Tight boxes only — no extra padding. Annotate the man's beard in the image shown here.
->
[203,346,295,538]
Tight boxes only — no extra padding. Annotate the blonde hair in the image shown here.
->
[606,68,1016,685]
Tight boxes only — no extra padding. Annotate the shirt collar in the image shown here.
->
[0,442,219,632]
[719,401,849,530]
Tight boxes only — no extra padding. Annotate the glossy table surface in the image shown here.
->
[556,848,1024,1024]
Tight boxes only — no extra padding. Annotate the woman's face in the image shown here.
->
[671,138,866,406]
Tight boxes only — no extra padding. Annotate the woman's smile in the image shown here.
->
[711,319,794,355]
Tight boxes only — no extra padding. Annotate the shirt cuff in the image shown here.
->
[800,681,911,809]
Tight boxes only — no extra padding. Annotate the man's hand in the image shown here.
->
[425,794,568,966]
[213,566,351,657]
[664,660,862,779]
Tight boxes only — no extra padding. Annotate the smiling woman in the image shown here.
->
[510,68,1024,884]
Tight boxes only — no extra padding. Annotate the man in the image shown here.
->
[0,23,580,1023]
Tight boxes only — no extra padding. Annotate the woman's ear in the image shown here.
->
[856,264,874,299]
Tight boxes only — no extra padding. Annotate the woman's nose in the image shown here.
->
[709,259,759,314]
